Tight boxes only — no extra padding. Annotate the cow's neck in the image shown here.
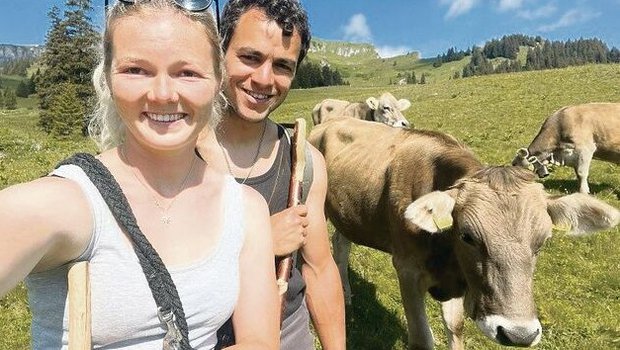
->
[527,122,561,159]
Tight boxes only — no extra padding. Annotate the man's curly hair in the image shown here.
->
[220,0,311,67]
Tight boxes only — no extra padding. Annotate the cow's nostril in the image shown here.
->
[496,325,540,347]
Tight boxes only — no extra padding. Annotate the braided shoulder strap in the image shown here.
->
[57,153,193,350]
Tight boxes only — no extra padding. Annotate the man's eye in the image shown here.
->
[274,62,294,74]
[240,54,259,63]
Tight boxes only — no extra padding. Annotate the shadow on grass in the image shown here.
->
[346,269,408,350]
[542,178,619,198]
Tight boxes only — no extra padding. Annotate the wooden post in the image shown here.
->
[275,118,307,322]
[68,261,91,349]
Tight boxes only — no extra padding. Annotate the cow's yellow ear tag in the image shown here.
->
[432,214,453,232]
[552,223,571,234]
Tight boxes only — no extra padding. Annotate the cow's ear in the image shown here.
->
[404,191,455,233]
[547,193,620,236]
[365,97,379,109]
[397,99,411,111]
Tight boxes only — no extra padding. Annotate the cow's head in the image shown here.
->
[366,92,411,128]
[511,148,550,178]
[404,166,619,347]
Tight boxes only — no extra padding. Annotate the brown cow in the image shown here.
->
[311,92,411,127]
[512,102,620,193]
[309,117,620,350]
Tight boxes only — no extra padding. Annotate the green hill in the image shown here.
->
[306,38,467,87]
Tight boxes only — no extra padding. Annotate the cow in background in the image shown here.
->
[312,92,411,127]
[309,117,620,350]
[512,102,620,193]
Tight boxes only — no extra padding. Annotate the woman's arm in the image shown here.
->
[229,187,279,350]
[0,177,92,297]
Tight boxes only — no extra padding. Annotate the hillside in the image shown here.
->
[307,38,462,87]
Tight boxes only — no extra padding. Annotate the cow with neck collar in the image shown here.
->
[309,117,620,350]
[512,102,620,193]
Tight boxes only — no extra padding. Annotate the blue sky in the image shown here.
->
[1,0,619,58]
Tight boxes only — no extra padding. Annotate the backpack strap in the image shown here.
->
[56,153,193,350]
[280,123,313,204]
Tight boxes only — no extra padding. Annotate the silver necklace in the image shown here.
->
[119,147,197,225]
[219,121,267,185]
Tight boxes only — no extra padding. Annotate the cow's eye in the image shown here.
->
[383,106,391,111]
[460,232,476,246]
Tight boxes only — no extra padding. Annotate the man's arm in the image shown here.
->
[300,146,346,350]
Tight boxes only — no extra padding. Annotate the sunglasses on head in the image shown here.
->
[119,0,214,12]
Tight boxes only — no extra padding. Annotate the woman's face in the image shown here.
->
[109,8,219,152]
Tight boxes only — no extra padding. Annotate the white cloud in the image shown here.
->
[517,4,557,20]
[376,45,413,58]
[538,8,600,32]
[441,0,480,19]
[498,0,525,12]
[342,14,372,42]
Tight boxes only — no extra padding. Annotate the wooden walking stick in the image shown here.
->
[275,118,307,322]
[68,261,91,349]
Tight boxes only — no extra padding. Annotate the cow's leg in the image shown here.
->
[440,297,465,350]
[393,256,434,350]
[574,145,595,193]
[331,230,352,304]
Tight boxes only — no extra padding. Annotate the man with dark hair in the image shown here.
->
[197,0,345,349]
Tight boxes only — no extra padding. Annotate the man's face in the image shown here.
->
[224,8,302,123]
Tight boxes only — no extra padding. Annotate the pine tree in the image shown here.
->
[37,0,99,136]
[16,80,31,98]
[0,89,5,108]
[4,89,18,110]
[49,83,85,138]
[419,73,427,84]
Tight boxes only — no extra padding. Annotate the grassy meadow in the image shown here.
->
[1,64,620,349]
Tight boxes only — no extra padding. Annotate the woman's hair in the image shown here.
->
[89,0,225,151]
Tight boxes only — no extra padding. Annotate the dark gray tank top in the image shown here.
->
[233,124,305,320]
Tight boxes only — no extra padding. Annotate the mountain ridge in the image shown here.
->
[0,44,43,62]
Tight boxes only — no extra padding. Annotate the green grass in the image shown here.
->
[0,74,26,91]
[1,64,620,349]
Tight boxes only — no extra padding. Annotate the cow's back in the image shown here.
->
[312,98,350,125]
[309,117,481,252]
[342,102,372,120]
[557,103,620,161]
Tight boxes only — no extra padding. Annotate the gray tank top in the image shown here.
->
[26,164,245,349]
[237,125,305,320]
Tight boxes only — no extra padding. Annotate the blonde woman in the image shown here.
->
[0,0,278,348]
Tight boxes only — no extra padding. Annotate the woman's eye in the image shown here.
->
[179,70,199,78]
